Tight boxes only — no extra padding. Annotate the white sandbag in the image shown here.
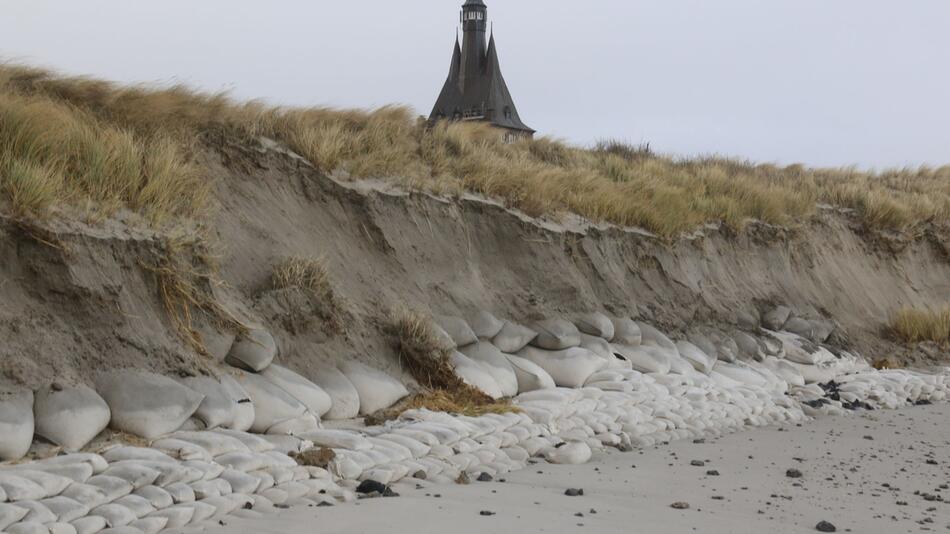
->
[578,333,614,360]
[666,352,695,375]
[433,316,478,348]
[732,331,762,361]
[225,328,277,372]
[784,317,835,343]
[15,500,56,524]
[40,454,109,476]
[0,503,29,530]
[763,306,792,330]
[467,311,505,340]
[637,322,678,352]
[375,434,430,459]
[516,346,607,388]
[260,365,332,418]
[48,522,78,534]
[34,384,110,451]
[713,362,768,387]
[8,471,71,498]
[297,429,372,451]
[763,357,806,387]
[95,371,203,440]
[100,465,160,490]
[573,313,615,340]
[675,340,715,374]
[133,486,173,510]
[544,441,592,465]
[259,435,311,455]
[10,463,92,485]
[219,470,260,495]
[181,460,225,482]
[785,361,839,384]
[309,367,361,421]
[102,448,175,465]
[7,522,50,534]
[266,412,320,435]
[89,503,137,527]
[71,516,107,534]
[95,528,143,534]
[450,352,503,399]
[189,479,230,500]
[178,377,235,430]
[610,344,672,374]
[129,517,167,534]
[529,319,581,350]
[338,361,409,415]
[491,321,537,353]
[162,483,195,504]
[59,484,107,510]
[610,317,642,346]
[145,506,193,529]
[199,495,240,519]
[112,495,155,518]
[715,335,740,363]
[218,373,255,432]
[211,429,275,452]
[0,388,34,461]
[460,342,519,397]
[239,372,307,433]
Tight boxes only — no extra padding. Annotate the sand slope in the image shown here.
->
[209,404,950,534]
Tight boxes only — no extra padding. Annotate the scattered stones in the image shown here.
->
[479,510,496,517]
[356,480,388,495]
[477,473,493,482]
[706,470,720,476]
[786,469,803,479]
[671,502,690,510]
[815,520,837,532]
[690,460,705,467]
[565,488,584,497]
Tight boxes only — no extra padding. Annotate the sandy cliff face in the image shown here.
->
[0,139,947,388]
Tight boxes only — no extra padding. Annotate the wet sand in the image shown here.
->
[209,403,950,534]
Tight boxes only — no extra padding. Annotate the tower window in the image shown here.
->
[504,106,512,119]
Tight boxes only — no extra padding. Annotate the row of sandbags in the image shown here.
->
[0,353,410,463]
[0,428,356,534]
[2,346,947,532]
[221,328,409,422]
[433,309,897,403]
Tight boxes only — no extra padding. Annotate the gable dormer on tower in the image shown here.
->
[430,0,535,141]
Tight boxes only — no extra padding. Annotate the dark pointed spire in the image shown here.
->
[429,0,534,137]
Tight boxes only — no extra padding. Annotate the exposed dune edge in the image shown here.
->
[0,136,948,389]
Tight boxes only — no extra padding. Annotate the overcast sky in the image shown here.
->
[3,0,948,168]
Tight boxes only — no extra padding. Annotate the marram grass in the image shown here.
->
[1,63,948,236]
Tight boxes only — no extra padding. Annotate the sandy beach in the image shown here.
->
[206,403,950,534]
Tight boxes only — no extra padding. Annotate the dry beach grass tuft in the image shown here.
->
[891,306,950,345]
[0,63,948,237]
[382,307,517,421]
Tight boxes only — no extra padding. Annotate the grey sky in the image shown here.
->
[3,0,948,168]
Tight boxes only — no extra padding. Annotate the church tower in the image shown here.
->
[429,0,535,141]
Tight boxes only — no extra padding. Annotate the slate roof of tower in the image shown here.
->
[429,6,534,134]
